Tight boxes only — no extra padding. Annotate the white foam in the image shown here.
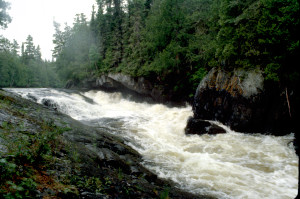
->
[5,88,299,199]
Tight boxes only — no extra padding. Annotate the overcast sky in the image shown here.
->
[0,0,96,60]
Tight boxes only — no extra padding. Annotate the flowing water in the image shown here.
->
[5,88,298,199]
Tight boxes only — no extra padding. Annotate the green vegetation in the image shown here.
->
[0,1,60,88]
[0,35,61,88]
[52,14,95,84]
[52,0,299,98]
[0,92,116,198]
[1,0,299,96]
[0,94,70,198]
[0,0,11,28]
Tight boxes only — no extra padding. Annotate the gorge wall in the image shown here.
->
[66,69,297,137]
[67,73,184,105]
[185,67,297,136]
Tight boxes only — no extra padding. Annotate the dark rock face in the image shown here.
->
[66,73,186,105]
[107,74,154,96]
[185,118,226,135]
[96,73,168,103]
[186,68,296,136]
[66,74,162,102]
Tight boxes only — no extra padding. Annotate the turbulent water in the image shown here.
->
[5,88,298,199]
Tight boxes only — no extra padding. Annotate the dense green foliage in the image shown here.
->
[1,0,299,97]
[0,35,61,88]
[213,0,299,85]
[1,1,60,88]
[53,14,95,84]
[52,0,299,98]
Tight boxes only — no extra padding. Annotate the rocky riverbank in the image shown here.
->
[185,68,298,153]
[65,73,187,106]
[0,89,212,199]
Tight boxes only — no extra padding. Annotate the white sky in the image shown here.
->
[0,0,96,60]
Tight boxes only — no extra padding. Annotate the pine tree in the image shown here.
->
[12,40,20,55]
[34,45,42,61]
[23,35,35,64]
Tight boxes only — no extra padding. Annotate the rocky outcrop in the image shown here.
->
[1,89,212,198]
[66,73,188,105]
[106,73,153,95]
[96,73,167,102]
[186,67,297,136]
[66,73,180,104]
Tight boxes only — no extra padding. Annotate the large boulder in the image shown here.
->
[186,67,296,136]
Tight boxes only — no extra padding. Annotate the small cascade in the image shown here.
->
[5,88,298,199]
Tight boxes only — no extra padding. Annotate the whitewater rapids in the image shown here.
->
[5,88,298,199]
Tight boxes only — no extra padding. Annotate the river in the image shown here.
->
[4,88,298,199]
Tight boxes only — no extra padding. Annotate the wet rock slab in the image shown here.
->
[0,89,214,199]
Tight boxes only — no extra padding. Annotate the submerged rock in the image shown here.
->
[186,67,297,136]
[185,118,226,135]
[41,98,58,110]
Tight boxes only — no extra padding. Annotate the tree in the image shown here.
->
[52,21,64,58]
[257,0,299,83]
[120,0,146,75]
[213,0,299,84]
[0,35,12,52]
[0,0,11,28]
[23,35,35,64]
[0,35,60,88]
[34,45,42,61]
[49,0,299,100]
[53,14,94,83]
[11,40,20,55]
[89,44,100,72]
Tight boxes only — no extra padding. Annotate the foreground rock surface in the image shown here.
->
[186,67,298,136]
[0,89,213,198]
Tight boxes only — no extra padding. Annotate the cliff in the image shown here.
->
[66,73,187,106]
[186,67,298,136]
